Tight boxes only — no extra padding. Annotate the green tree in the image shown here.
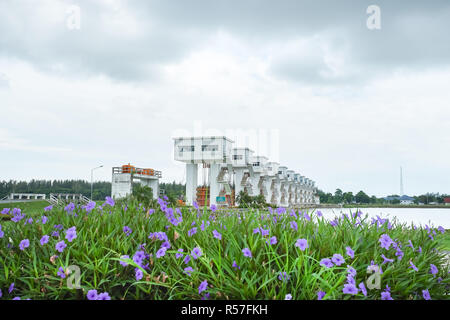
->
[334,188,343,203]
[355,191,370,204]
[343,192,354,204]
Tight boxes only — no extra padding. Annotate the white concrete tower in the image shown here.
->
[231,147,255,200]
[286,170,296,206]
[174,136,234,206]
[293,173,301,205]
[299,175,306,204]
[277,166,288,207]
[264,162,280,206]
[249,155,268,197]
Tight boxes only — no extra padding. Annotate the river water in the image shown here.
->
[314,207,450,229]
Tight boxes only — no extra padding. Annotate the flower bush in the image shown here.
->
[0,199,448,300]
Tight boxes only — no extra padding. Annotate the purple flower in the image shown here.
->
[175,249,184,259]
[57,267,66,279]
[232,260,240,270]
[316,210,323,217]
[295,238,308,251]
[346,274,356,285]
[9,282,14,293]
[188,227,197,237]
[156,247,167,258]
[198,280,208,294]
[347,265,357,277]
[191,247,202,260]
[212,230,222,240]
[184,255,191,264]
[64,202,75,213]
[184,267,194,276]
[290,221,298,231]
[346,246,354,259]
[97,292,111,300]
[437,226,445,234]
[193,201,199,210]
[65,228,77,242]
[261,228,269,237]
[44,205,53,212]
[359,282,367,296]
[278,271,290,282]
[161,241,171,249]
[41,216,48,224]
[320,258,334,268]
[285,294,292,300]
[381,291,393,300]
[135,268,143,281]
[269,236,277,245]
[19,239,30,251]
[84,201,96,212]
[123,226,132,236]
[210,204,217,212]
[343,283,358,295]
[317,291,326,300]
[133,250,145,265]
[55,241,67,253]
[395,249,404,261]
[242,248,252,258]
[105,196,115,207]
[422,289,431,300]
[0,225,4,239]
[409,261,419,272]
[253,227,260,234]
[331,254,345,266]
[430,264,438,275]
[379,234,393,250]
[119,255,130,267]
[381,254,394,264]
[87,290,98,300]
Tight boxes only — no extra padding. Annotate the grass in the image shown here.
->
[0,199,449,300]
[0,201,49,217]
[436,230,450,251]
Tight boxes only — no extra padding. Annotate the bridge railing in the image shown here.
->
[112,166,162,178]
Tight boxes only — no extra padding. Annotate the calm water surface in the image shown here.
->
[315,207,450,229]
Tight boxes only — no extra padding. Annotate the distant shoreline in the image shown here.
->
[341,204,450,209]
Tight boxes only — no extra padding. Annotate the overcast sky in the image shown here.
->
[1,0,450,197]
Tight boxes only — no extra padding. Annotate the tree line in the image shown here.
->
[0,180,185,201]
[317,188,450,205]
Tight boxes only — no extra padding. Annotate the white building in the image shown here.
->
[174,136,234,206]
[111,165,161,200]
[174,135,319,208]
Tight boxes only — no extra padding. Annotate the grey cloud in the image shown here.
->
[1,0,450,84]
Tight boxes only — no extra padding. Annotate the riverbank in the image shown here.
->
[342,204,450,209]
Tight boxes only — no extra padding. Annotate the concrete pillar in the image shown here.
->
[234,169,245,198]
[264,177,273,205]
[148,179,159,200]
[209,164,220,206]
[250,173,261,197]
[186,163,198,205]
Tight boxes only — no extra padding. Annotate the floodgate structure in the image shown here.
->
[173,136,319,208]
